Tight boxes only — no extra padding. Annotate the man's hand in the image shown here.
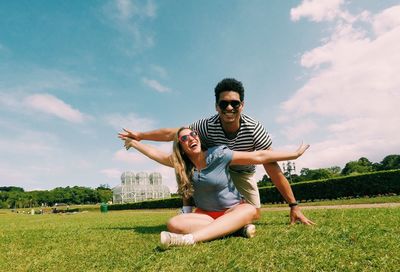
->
[118,130,138,150]
[118,128,142,141]
[295,143,310,158]
[290,206,315,225]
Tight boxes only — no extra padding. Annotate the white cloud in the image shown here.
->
[100,168,123,179]
[102,0,157,55]
[116,0,135,19]
[281,119,318,141]
[113,141,172,165]
[142,77,171,93]
[373,5,400,36]
[0,138,53,154]
[105,112,157,131]
[280,4,400,169]
[24,94,86,123]
[150,64,168,79]
[115,0,156,19]
[290,0,345,22]
[113,149,149,164]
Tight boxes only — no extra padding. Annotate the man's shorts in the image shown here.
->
[229,169,261,208]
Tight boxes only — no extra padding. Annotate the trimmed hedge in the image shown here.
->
[108,170,400,210]
[109,197,182,210]
[260,169,400,203]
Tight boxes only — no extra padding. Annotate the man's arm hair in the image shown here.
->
[139,128,179,142]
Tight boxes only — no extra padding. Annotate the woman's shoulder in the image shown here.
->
[208,145,230,153]
[206,145,232,164]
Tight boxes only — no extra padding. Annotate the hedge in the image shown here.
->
[109,170,400,210]
[109,196,182,210]
[260,169,400,203]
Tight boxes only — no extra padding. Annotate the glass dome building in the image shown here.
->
[112,171,171,204]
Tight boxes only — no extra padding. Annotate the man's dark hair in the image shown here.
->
[214,78,245,103]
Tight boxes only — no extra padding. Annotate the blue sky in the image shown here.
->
[1,0,399,192]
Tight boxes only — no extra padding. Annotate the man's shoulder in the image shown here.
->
[240,113,261,125]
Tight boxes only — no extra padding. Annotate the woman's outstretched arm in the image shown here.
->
[230,143,309,166]
[118,132,174,168]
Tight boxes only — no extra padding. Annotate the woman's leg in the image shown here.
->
[167,213,214,234]
[191,203,256,242]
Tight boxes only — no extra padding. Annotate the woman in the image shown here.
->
[119,127,309,248]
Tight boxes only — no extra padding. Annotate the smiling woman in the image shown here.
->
[118,126,310,248]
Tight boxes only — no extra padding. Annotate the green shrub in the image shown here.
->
[260,169,400,203]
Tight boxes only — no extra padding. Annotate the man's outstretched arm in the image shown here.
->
[119,128,179,142]
[263,162,315,225]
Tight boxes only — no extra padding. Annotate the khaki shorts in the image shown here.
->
[229,169,261,208]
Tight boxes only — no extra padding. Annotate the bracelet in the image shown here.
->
[181,206,193,213]
[288,201,298,207]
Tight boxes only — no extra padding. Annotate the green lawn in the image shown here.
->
[261,195,400,208]
[1,205,399,272]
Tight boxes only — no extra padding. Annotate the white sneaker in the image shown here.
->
[242,224,256,238]
[160,231,195,249]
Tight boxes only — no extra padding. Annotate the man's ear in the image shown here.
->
[215,103,218,111]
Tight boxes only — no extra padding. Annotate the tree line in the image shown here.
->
[0,185,112,209]
[258,154,400,187]
[1,154,399,209]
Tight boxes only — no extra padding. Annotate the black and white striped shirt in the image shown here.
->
[190,114,272,173]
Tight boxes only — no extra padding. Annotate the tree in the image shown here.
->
[96,187,113,203]
[327,166,341,176]
[257,175,273,187]
[379,155,400,170]
[341,157,374,175]
[0,186,24,192]
[299,168,334,181]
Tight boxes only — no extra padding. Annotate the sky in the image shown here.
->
[1,0,399,192]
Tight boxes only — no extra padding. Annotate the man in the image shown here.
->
[122,78,314,225]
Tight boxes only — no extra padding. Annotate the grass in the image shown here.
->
[261,195,400,208]
[1,203,400,272]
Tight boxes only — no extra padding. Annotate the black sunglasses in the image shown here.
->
[218,100,242,110]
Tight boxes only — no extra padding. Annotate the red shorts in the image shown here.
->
[194,208,228,219]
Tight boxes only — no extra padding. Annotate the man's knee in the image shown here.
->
[240,203,258,223]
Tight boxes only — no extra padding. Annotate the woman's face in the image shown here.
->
[178,128,201,155]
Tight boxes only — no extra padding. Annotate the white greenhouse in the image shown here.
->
[112,171,171,204]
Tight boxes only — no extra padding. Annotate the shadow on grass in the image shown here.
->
[99,224,166,234]
[255,221,288,226]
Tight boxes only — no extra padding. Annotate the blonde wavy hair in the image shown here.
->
[171,127,198,199]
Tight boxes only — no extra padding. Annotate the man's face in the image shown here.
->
[216,91,243,125]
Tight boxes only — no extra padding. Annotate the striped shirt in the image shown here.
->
[189,114,272,173]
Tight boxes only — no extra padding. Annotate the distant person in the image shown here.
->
[119,78,314,225]
[119,127,310,248]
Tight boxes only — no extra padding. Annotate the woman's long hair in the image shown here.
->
[171,127,195,199]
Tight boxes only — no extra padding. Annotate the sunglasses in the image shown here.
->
[178,131,198,142]
[218,100,242,110]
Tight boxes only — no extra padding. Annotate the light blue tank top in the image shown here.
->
[192,145,241,211]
